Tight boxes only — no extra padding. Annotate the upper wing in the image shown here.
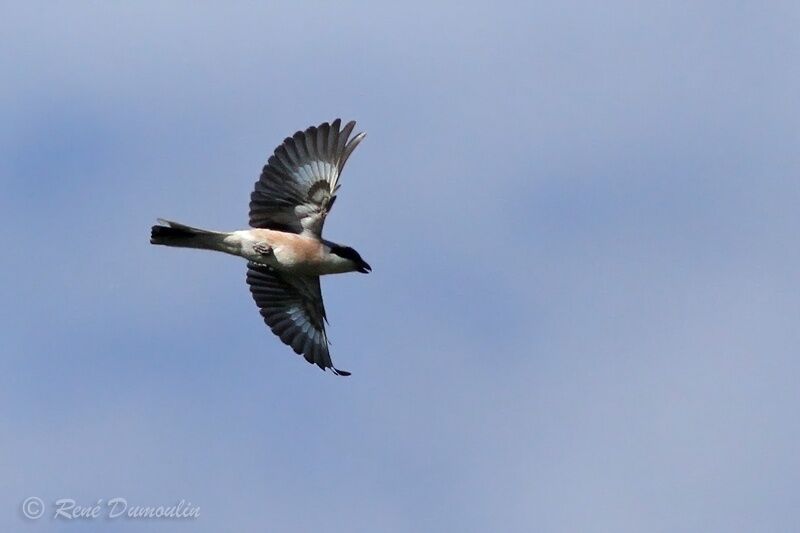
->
[246,263,350,376]
[249,119,365,238]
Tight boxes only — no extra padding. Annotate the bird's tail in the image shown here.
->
[150,219,227,251]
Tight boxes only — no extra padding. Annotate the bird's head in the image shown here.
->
[329,244,372,273]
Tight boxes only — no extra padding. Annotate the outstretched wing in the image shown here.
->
[249,119,365,238]
[245,263,350,376]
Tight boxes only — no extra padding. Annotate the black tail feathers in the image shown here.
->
[150,219,215,247]
[150,224,194,243]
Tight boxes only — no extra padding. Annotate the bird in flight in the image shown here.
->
[150,119,370,376]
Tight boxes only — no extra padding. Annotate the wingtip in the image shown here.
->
[331,366,351,377]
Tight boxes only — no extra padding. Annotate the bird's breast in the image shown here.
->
[245,229,322,272]
[238,229,352,275]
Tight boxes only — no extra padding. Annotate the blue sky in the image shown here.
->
[1,2,799,532]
